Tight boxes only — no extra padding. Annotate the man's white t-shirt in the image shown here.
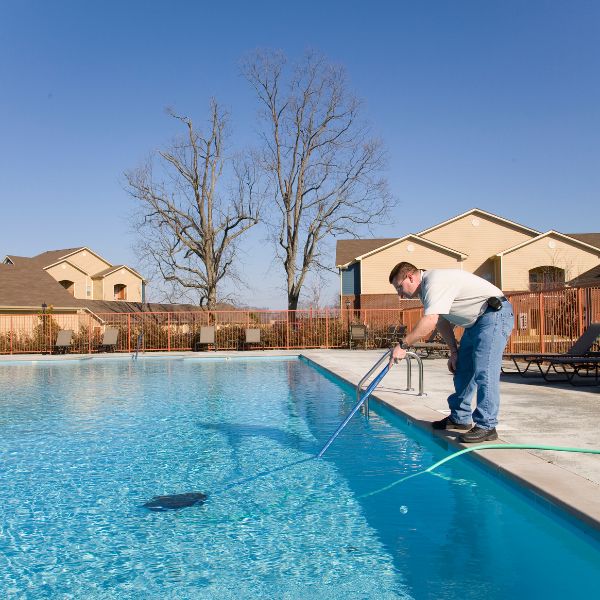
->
[419,270,503,328]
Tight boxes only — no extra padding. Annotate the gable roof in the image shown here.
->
[565,233,600,250]
[353,234,468,262]
[417,208,541,237]
[0,246,145,310]
[336,238,397,267]
[496,231,600,257]
[91,265,144,280]
[336,234,467,268]
[43,259,89,276]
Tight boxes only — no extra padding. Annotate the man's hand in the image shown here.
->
[389,343,407,367]
[447,351,458,374]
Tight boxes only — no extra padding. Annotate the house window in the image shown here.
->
[528,266,565,291]
[114,284,127,300]
[59,280,75,296]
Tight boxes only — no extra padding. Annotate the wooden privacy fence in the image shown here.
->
[0,286,599,354]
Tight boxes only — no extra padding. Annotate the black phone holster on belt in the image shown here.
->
[487,297,504,311]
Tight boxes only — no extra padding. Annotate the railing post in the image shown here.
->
[127,314,131,353]
[286,311,290,350]
[88,314,92,354]
[168,313,171,352]
[577,287,584,336]
[325,307,329,349]
[10,316,13,355]
[539,292,545,354]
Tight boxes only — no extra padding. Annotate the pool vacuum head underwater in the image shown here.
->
[143,492,207,511]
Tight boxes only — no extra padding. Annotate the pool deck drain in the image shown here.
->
[2,349,599,533]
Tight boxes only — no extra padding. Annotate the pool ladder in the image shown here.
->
[360,349,425,419]
[132,333,143,360]
[317,349,425,458]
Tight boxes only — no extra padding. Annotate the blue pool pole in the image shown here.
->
[317,363,390,458]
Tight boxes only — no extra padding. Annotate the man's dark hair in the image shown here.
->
[388,261,419,284]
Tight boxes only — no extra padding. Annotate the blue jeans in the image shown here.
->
[448,301,514,429]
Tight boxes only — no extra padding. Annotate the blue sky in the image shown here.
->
[1,0,598,307]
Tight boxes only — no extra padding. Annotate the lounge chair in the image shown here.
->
[504,322,600,377]
[53,329,73,354]
[97,327,119,352]
[194,326,215,351]
[349,324,367,349]
[244,328,261,350]
[540,355,600,386]
[410,328,449,358]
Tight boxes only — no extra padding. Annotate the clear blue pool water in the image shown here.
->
[0,357,599,599]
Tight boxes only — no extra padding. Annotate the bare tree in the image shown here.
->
[243,50,393,311]
[124,101,260,309]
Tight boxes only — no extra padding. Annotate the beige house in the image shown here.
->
[0,247,146,313]
[337,209,600,309]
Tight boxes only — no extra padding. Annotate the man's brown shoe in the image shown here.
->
[432,416,472,431]
[459,426,498,443]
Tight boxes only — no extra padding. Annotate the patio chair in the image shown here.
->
[375,325,406,348]
[410,328,449,358]
[349,324,367,349]
[244,328,261,350]
[503,322,600,377]
[53,329,73,354]
[97,327,119,352]
[194,326,215,351]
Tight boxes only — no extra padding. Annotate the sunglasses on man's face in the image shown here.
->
[393,275,409,293]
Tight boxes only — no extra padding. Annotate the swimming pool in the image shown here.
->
[0,357,598,598]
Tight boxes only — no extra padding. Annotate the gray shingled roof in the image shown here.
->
[0,263,80,308]
[565,234,600,250]
[92,265,125,278]
[568,264,600,286]
[28,248,84,267]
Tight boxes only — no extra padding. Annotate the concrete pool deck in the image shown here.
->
[2,350,600,532]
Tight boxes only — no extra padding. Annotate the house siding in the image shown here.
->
[93,278,103,300]
[45,263,88,299]
[66,250,111,276]
[341,264,360,295]
[420,213,536,283]
[361,240,462,295]
[101,269,143,301]
[502,235,600,291]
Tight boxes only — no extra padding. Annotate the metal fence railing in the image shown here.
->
[1,286,599,355]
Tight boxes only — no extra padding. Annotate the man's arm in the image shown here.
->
[435,317,457,354]
[390,314,438,365]
[404,314,439,346]
[435,316,459,373]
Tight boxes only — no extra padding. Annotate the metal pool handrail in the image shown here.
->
[361,350,425,418]
[132,333,143,360]
[357,349,391,418]
[317,361,390,458]
[318,350,427,457]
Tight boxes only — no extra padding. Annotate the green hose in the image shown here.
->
[360,443,600,499]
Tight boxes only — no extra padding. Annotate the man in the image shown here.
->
[388,262,514,443]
